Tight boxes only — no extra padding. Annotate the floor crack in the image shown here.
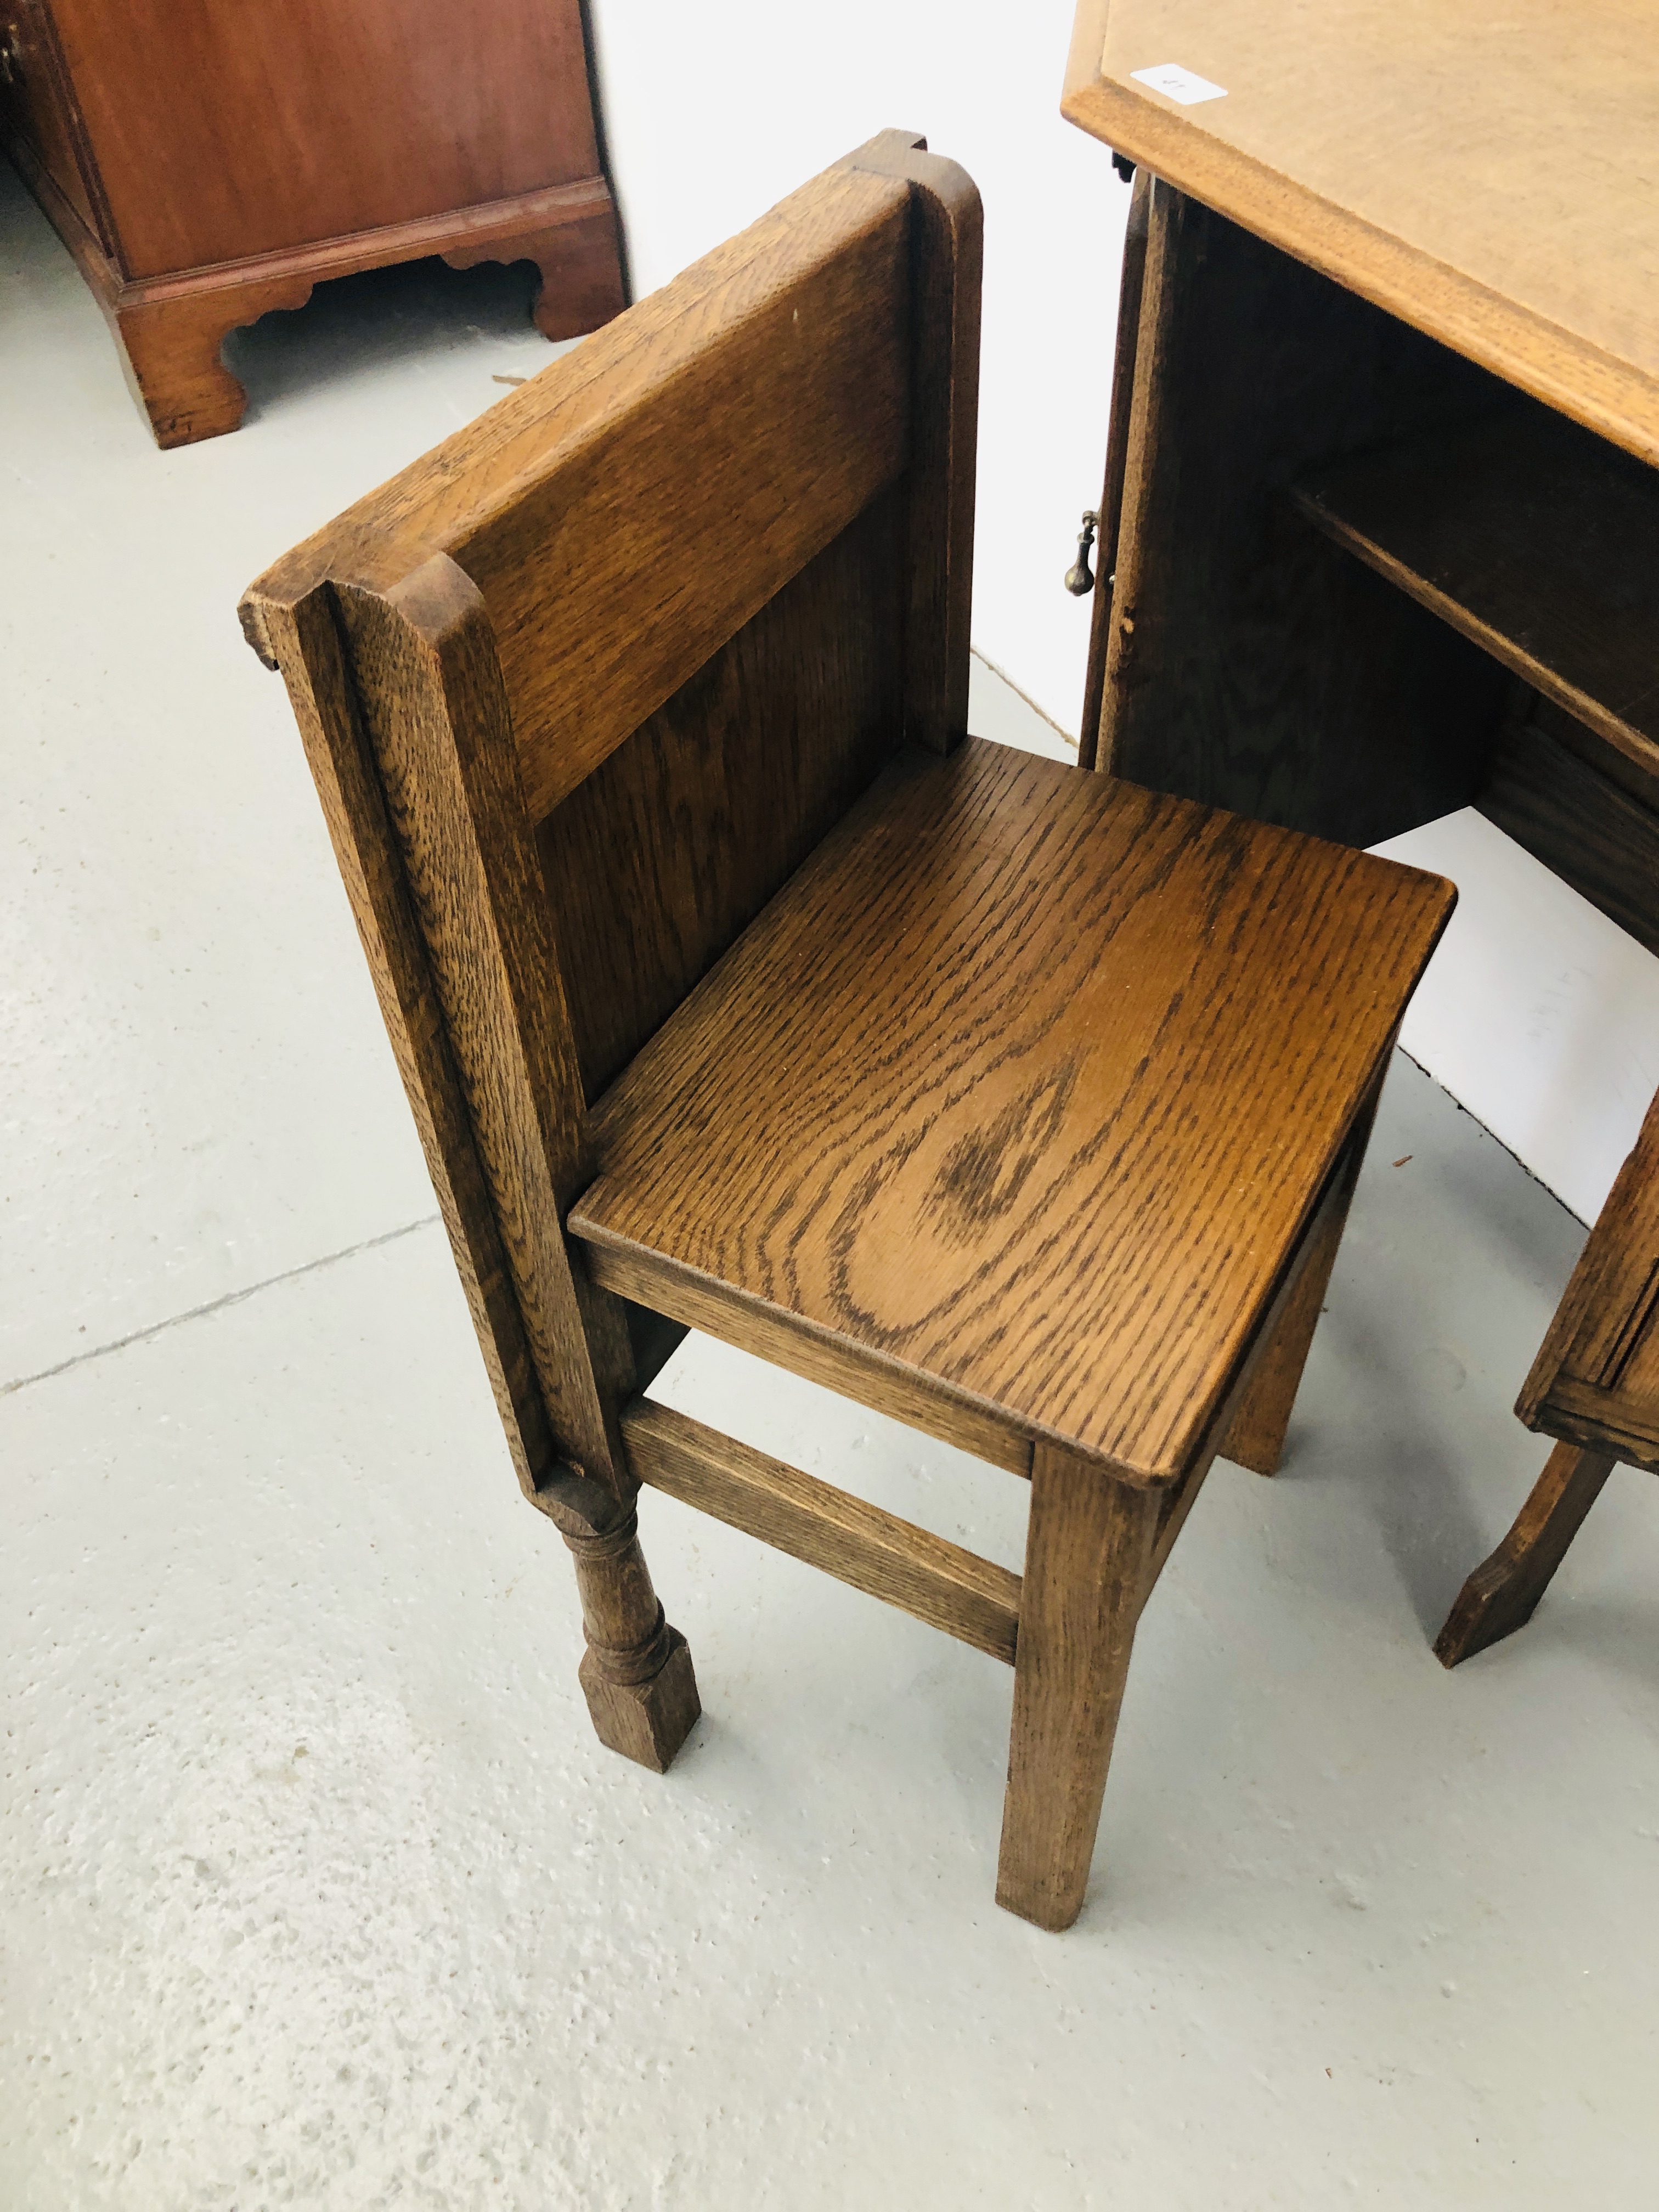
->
[1,1214,442,1400]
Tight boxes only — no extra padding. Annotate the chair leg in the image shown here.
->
[1222,1080,1381,1476]
[558,1508,701,1770]
[1222,1193,1345,1475]
[996,1446,1162,1931]
[1434,1441,1617,1667]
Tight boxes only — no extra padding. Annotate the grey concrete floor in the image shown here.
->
[4,163,1658,2209]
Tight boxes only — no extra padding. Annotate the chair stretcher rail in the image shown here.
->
[622,1397,1021,1664]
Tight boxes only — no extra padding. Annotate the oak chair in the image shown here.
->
[1436,1084,1659,1666]
[241,133,1455,1931]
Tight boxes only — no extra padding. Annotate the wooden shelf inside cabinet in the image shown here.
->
[1292,407,1659,792]
[1291,403,1659,954]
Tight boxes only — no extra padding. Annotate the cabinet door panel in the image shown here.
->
[48,0,603,277]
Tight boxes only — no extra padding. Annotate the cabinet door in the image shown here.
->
[1,0,108,250]
[46,0,605,279]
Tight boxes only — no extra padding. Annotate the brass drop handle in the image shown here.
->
[1064,510,1100,596]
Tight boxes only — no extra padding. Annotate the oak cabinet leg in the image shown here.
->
[1434,1441,1617,1667]
[996,1447,1162,1932]
[560,1508,701,1770]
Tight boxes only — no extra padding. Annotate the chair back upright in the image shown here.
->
[239,132,981,1503]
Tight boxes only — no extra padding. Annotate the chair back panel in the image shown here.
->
[538,484,906,1099]
[240,161,918,826]
[463,176,913,822]
[239,135,980,1482]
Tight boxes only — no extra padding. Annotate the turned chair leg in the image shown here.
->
[996,1446,1163,1931]
[556,1505,701,1770]
[1434,1441,1617,1667]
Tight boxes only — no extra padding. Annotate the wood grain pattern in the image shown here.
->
[1476,698,1659,960]
[1063,0,1659,469]
[1518,1082,1659,1475]
[573,739,1454,1483]
[1533,1379,1659,1473]
[243,162,916,819]
[1221,1065,1383,1477]
[241,140,977,1488]
[560,1506,701,1769]
[309,550,701,1763]
[1091,182,1510,847]
[1093,171,1177,781]
[995,1446,1161,1931]
[241,142,980,1794]
[458,209,909,820]
[578,1232,1032,1480]
[1139,1117,1357,1595]
[336,554,633,1494]
[844,131,981,755]
[1295,405,1659,793]
[246,132,1452,1902]
[1434,1442,1619,1667]
[537,490,905,1099]
[623,1397,1022,1664]
[47,0,602,276]
[259,583,557,1503]
[989,1121,1372,1929]
[4,0,622,445]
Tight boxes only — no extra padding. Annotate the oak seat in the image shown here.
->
[574,737,1451,1486]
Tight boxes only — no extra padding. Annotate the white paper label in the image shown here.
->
[1131,63,1228,105]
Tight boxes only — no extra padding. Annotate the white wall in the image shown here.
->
[586,0,1130,736]
[1373,810,1659,1227]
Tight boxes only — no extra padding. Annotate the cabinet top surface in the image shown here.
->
[1064,0,1659,465]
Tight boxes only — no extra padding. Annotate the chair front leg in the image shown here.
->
[1434,1440,1617,1667]
[996,1446,1162,1931]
